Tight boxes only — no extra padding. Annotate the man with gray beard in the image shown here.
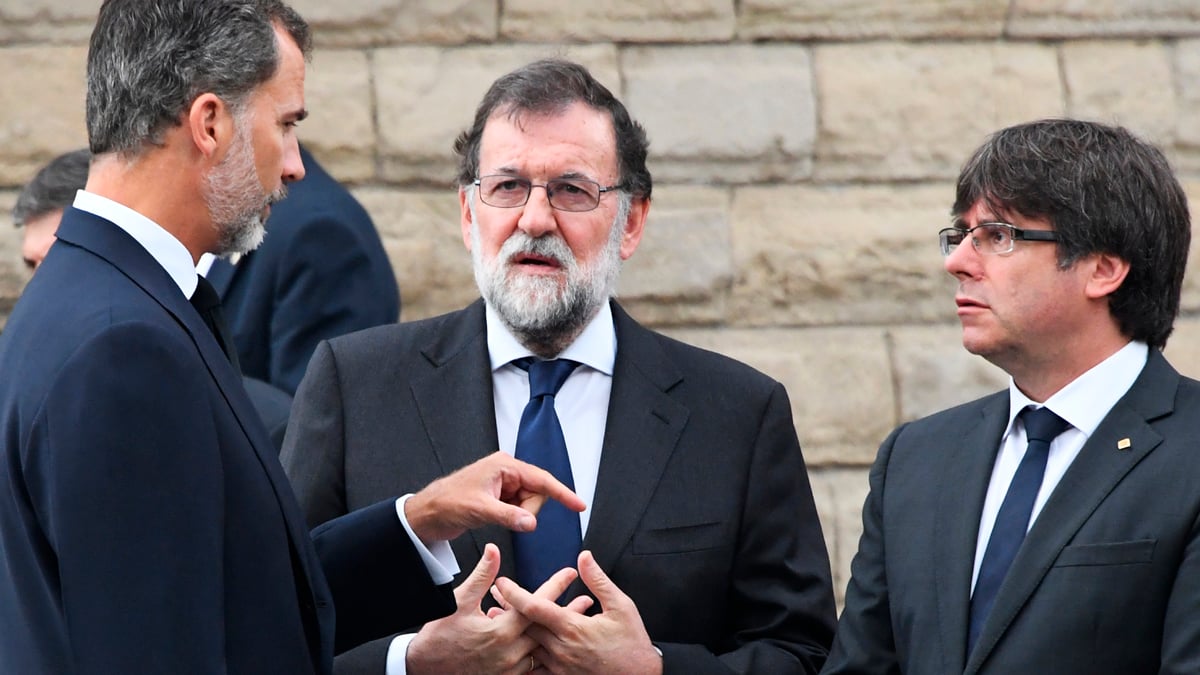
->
[0,3,587,673]
[282,58,837,675]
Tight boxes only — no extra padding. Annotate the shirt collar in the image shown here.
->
[1004,340,1149,440]
[73,189,199,298]
[486,300,617,376]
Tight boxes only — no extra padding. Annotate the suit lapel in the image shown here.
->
[577,303,688,589]
[407,301,514,575]
[965,352,1175,673]
[933,393,1009,673]
[54,209,329,612]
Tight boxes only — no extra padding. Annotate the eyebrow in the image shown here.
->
[287,108,309,123]
[488,167,598,182]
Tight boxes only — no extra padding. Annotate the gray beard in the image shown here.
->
[203,114,283,256]
[469,195,627,358]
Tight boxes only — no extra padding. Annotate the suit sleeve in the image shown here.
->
[659,383,837,674]
[281,339,350,529]
[269,213,399,395]
[820,425,905,675]
[28,322,228,672]
[1160,509,1200,671]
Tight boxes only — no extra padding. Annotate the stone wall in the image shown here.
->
[5,0,1200,605]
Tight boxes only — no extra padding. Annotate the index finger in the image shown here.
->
[510,462,586,513]
[495,576,575,632]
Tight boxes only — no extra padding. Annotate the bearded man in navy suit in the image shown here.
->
[0,2,583,673]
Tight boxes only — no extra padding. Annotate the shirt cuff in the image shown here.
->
[395,494,460,585]
[386,633,418,675]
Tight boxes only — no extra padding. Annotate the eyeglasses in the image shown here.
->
[473,175,624,213]
[938,222,1058,256]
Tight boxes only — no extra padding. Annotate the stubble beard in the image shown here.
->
[469,193,628,358]
[203,111,286,257]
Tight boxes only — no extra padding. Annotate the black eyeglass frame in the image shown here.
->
[472,175,626,213]
[938,222,1059,256]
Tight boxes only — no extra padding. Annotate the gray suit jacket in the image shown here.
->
[282,299,837,674]
[824,349,1200,674]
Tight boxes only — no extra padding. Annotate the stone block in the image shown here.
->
[1009,0,1200,38]
[0,45,88,187]
[663,325,894,466]
[1164,318,1200,380]
[889,325,1008,423]
[1063,41,1176,147]
[1179,181,1200,315]
[623,45,815,184]
[374,45,619,186]
[814,42,1062,181]
[809,467,871,608]
[287,0,496,47]
[302,49,376,182]
[501,0,735,43]
[0,190,26,326]
[351,187,478,320]
[1177,41,1200,152]
[739,0,1007,40]
[617,186,732,326]
[729,184,958,327]
[0,2,94,44]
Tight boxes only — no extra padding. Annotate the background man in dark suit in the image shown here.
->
[823,119,1200,674]
[202,143,399,395]
[0,2,583,673]
[282,58,836,674]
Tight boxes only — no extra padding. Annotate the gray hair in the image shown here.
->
[13,149,91,227]
[454,58,652,201]
[86,0,311,156]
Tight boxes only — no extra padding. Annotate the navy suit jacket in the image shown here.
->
[282,299,837,674]
[0,208,453,673]
[207,146,399,395]
[824,350,1200,674]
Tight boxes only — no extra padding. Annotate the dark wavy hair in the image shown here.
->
[954,119,1190,348]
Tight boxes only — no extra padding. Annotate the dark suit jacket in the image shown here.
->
[0,208,453,674]
[207,146,399,396]
[824,350,1200,674]
[282,299,837,674]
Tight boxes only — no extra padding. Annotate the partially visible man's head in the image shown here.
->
[952,119,1190,349]
[87,0,310,256]
[454,59,652,357]
[13,149,90,270]
[87,0,310,157]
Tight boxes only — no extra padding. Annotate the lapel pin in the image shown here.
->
[1117,438,1132,451]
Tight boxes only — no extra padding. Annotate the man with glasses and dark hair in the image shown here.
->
[0,2,586,672]
[824,119,1200,674]
[282,57,836,674]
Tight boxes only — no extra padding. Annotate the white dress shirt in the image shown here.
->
[72,191,455,675]
[970,340,1149,592]
[388,300,618,673]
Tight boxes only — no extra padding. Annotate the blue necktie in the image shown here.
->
[968,406,1070,654]
[511,358,582,594]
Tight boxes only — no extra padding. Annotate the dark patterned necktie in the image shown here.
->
[968,406,1070,653]
[190,275,241,373]
[511,357,582,594]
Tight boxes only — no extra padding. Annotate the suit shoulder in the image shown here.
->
[324,307,477,362]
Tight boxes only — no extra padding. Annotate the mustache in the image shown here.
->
[267,184,289,206]
[500,231,574,266]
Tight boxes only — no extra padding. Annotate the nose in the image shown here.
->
[282,136,305,183]
[516,184,559,239]
[944,238,979,280]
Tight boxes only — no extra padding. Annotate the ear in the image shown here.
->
[618,196,650,260]
[459,187,474,251]
[186,92,235,160]
[1084,252,1130,300]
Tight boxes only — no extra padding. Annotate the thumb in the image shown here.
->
[577,550,624,609]
[454,542,501,610]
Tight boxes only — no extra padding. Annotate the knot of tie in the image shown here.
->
[514,357,580,399]
[1020,406,1070,445]
[190,276,222,313]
